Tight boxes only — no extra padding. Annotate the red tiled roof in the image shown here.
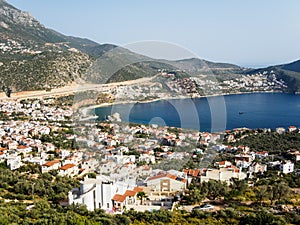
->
[17,145,28,149]
[124,190,136,197]
[146,173,166,181]
[42,160,60,167]
[133,187,143,193]
[60,164,75,171]
[226,165,239,173]
[147,173,186,183]
[112,194,126,202]
[167,174,177,180]
[183,169,200,177]
[256,151,268,155]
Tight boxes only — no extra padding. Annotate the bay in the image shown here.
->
[94,93,300,132]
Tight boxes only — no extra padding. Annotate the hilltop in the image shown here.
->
[0,0,116,91]
[0,0,300,94]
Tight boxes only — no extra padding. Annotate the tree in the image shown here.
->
[205,180,228,200]
[137,191,148,205]
[254,185,268,205]
[268,182,290,205]
[187,187,204,205]
[226,178,248,200]
[239,210,286,225]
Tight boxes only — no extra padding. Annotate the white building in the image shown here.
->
[68,175,135,211]
[58,164,79,177]
[248,162,267,174]
[288,126,297,133]
[276,127,286,134]
[59,149,71,159]
[113,155,135,165]
[81,158,99,171]
[235,154,253,168]
[280,161,294,174]
[139,154,155,164]
[99,161,117,174]
[214,161,232,168]
[145,173,187,192]
[199,167,247,184]
[6,155,22,170]
[41,160,61,173]
[16,145,32,155]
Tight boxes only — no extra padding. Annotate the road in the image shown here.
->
[0,75,158,101]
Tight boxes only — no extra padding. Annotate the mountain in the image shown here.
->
[0,0,119,91]
[0,0,116,55]
[0,0,268,93]
[279,59,300,73]
[275,60,300,93]
[0,0,248,92]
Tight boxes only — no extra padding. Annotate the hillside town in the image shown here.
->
[0,98,299,215]
[96,69,288,103]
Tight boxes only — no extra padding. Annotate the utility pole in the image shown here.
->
[32,182,35,201]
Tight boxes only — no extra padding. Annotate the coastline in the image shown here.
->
[80,90,284,118]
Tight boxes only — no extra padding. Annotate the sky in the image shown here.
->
[7,0,300,68]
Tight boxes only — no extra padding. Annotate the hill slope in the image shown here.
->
[0,0,118,91]
[246,59,300,93]
[3,0,298,94]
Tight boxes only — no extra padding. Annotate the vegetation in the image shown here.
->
[107,61,175,83]
[0,51,91,92]
[0,162,79,203]
[0,200,298,225]
[137,191,148,205]
[229,131,300,155]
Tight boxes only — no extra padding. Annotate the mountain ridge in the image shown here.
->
[1,0,300,93]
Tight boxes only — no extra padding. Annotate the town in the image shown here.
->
[91,69,288,104]
[0,97,299,218]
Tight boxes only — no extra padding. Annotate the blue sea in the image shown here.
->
[94,93,300,132]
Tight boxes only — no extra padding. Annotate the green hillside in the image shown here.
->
[1,0,299,93]
[247,60,300,93]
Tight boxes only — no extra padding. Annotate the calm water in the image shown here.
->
[94,93,300,132]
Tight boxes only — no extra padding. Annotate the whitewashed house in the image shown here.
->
[139,154,155,164]
[16,145,32,155]
[41,159,61,173]
[145,173,187,192]
[99,161,117,174]
[199,167,247,184]
[68,175,136,211]
[6,155,22,170]
[248,162,267,174]
[280,161,294,174]
[214,161,232,168]
[81,158,99,171]
[58,164,79,177]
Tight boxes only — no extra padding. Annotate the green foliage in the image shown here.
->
[239,210,286,225]
[39,129,78,149]
[107,61,175,83]
[0,165,79,202]
[231,131,300,155]
[0,51,90,92]
[137,191,148,205]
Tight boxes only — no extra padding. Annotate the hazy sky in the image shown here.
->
[7,0,300,67]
